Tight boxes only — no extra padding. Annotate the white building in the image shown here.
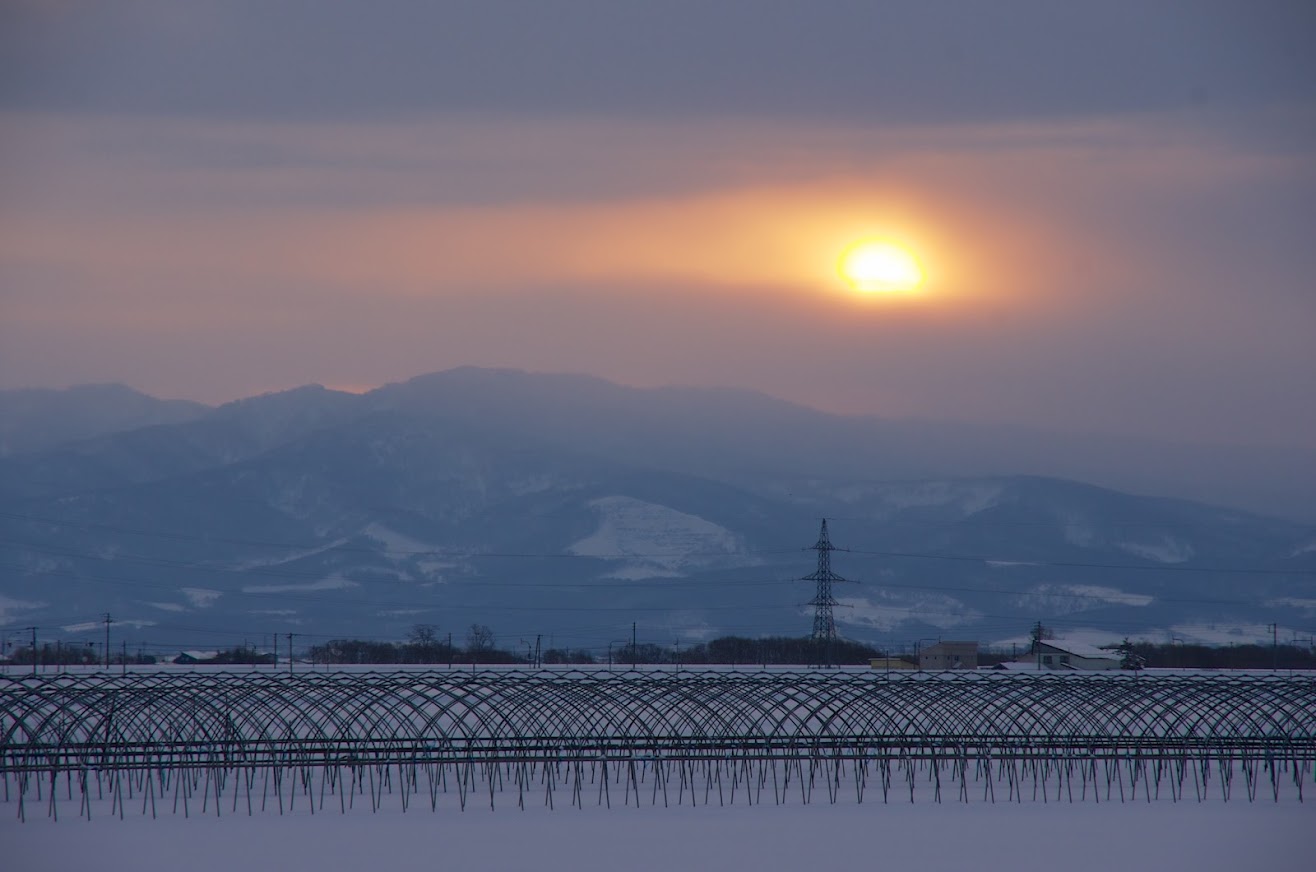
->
[1027,639,1121,671]
[918,641,979,670]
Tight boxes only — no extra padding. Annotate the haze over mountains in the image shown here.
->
[1,367,1312,654]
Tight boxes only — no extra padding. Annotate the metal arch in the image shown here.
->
[3,670,1313,818]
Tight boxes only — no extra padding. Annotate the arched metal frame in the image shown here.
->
[3,670,1313,819]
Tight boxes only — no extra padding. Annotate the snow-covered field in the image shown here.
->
[3,797,1310,872]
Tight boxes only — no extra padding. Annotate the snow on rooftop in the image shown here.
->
[177,650,220,661]
[1039,638,1120,659]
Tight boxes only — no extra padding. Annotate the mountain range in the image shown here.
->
[1,368,1312,656]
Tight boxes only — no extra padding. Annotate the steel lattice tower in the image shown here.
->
[803,518,850,642]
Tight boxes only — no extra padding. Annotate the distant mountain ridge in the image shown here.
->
[0,384,209,457]
[1,368,1312,653]
[5,370,1312,522]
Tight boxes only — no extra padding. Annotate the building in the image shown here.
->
[869,657,917,671]
[1027,639,1121,671]
[172,650,219,665]
[918,641,979,670]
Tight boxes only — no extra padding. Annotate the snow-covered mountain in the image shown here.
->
[1,369,1312,652]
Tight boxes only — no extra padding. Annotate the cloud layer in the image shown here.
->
[1,2,1313,450]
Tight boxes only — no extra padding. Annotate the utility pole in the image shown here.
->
[447,632,453,669]
[1268,623,1278,671]
[30,626,37,677]
[632,622,638,668]
[802,519,854,668]
[103,613,113,669]
[121,640,127,675]
[287,633,296,674]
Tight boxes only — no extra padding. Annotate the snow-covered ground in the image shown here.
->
[3,798,1309,872]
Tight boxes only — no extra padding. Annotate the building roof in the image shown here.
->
[1038,639,1119,660]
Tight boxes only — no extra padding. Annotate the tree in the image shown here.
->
[466,623,494,652]
[1029,621,1055,653]
[1115,638,1146,671]
[542,648,596,665]
[407,624,438,646]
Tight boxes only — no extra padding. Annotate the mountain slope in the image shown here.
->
[1,368,1311,653]
[370,368,1316,523]
[0,384,361,500]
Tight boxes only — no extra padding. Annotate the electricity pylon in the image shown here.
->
[803,519,853,650]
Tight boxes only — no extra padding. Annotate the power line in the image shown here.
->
[0,547,1294,613]
[5,518,1311,579]
[5,511,1313,653]
[844,548,1315,577]
[0,539,797,589]
[824,513,1316,533]
[0,510,801,559]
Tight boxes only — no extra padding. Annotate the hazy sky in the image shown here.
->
[2,1,1313,448]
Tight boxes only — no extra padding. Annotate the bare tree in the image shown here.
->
[466,623,494,652]
[1029,621,1055,652]
[407,624,438,646]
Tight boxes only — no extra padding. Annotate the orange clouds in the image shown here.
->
[3,110,1313,449]
[1,113,1136,325]
[2,170,1061,323]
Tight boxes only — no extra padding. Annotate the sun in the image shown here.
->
[838,239,924,293]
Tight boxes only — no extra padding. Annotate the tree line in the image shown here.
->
[303,624,889,666]
[304,628,1316,670]
[3,642,157,667]
[8,624,1313,670]
[1112,639,1316,671]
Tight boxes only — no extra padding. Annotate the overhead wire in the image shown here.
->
[4,509,1313,649]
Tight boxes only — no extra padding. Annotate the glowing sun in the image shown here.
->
[838,240,924,293]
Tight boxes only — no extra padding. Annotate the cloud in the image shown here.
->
[4,2,1312,122]
[241,577,358,594]
[0,593,46,624]
[181,588,222,608]
[1,106,1312,448]
[9,112,1300,310]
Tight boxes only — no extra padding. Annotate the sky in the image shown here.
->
[1,1,1314,449]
